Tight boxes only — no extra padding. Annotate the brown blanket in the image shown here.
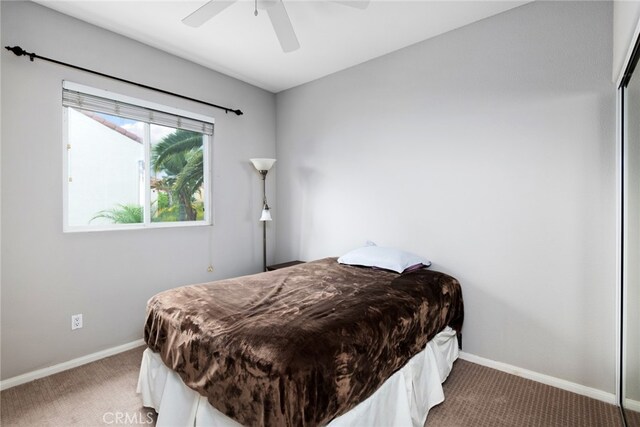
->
[144,257,463,427]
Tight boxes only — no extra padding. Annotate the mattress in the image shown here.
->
[143,257,464,426]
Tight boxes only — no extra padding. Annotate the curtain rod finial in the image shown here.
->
[5,46,25,56]
[5,46,35,61]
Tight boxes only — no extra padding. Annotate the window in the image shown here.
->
[62,82,213,232]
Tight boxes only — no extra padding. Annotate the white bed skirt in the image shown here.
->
[137,327,459,427]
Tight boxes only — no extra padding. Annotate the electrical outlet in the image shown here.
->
[71,314,83,330]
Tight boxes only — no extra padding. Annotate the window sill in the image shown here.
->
[63,220,212,233]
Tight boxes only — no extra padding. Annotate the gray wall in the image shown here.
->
[275,1,617,393]
[1,1,276,380]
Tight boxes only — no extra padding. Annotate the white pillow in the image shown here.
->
[337,246,431,273]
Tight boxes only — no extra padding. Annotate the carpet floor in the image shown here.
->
[625,408,640,427]
[428,358,623,427]
[0,346,625,426]
[1,347,155,427]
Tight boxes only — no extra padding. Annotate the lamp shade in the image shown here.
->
[250,158,276,171]
[260,207,272,221]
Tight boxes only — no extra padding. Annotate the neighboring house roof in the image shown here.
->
[79,110,143,143]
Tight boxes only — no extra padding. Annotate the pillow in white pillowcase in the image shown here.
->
[337,246,431,273]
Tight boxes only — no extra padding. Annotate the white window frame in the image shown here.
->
[62,81,214,233]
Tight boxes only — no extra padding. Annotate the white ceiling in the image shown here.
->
[35,0,530,93]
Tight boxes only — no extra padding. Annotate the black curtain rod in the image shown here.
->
[4,45,243,116]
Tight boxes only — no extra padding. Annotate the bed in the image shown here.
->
[138,257,464,427]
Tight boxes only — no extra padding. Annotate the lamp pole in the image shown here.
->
[261,170,268,272]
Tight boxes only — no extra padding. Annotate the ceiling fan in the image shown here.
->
[183,0,370,53]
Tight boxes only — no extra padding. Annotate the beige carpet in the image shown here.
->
[626,407,640,427]
[427,359,622,427]
[1,347,154,426]
[0,346,624,426]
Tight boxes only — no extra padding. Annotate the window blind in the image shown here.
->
[62,88,214,136]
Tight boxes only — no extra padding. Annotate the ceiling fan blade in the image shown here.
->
[266,1,300,53]
[333,0,370,10]
[182,0,237,27]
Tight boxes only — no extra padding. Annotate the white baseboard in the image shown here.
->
[0,339,145,391]
[625,398,640,412]
[459,351,616,405]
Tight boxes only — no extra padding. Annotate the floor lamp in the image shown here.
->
[250,158,276,272]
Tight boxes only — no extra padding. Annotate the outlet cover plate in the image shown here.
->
[71,314,83,330]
